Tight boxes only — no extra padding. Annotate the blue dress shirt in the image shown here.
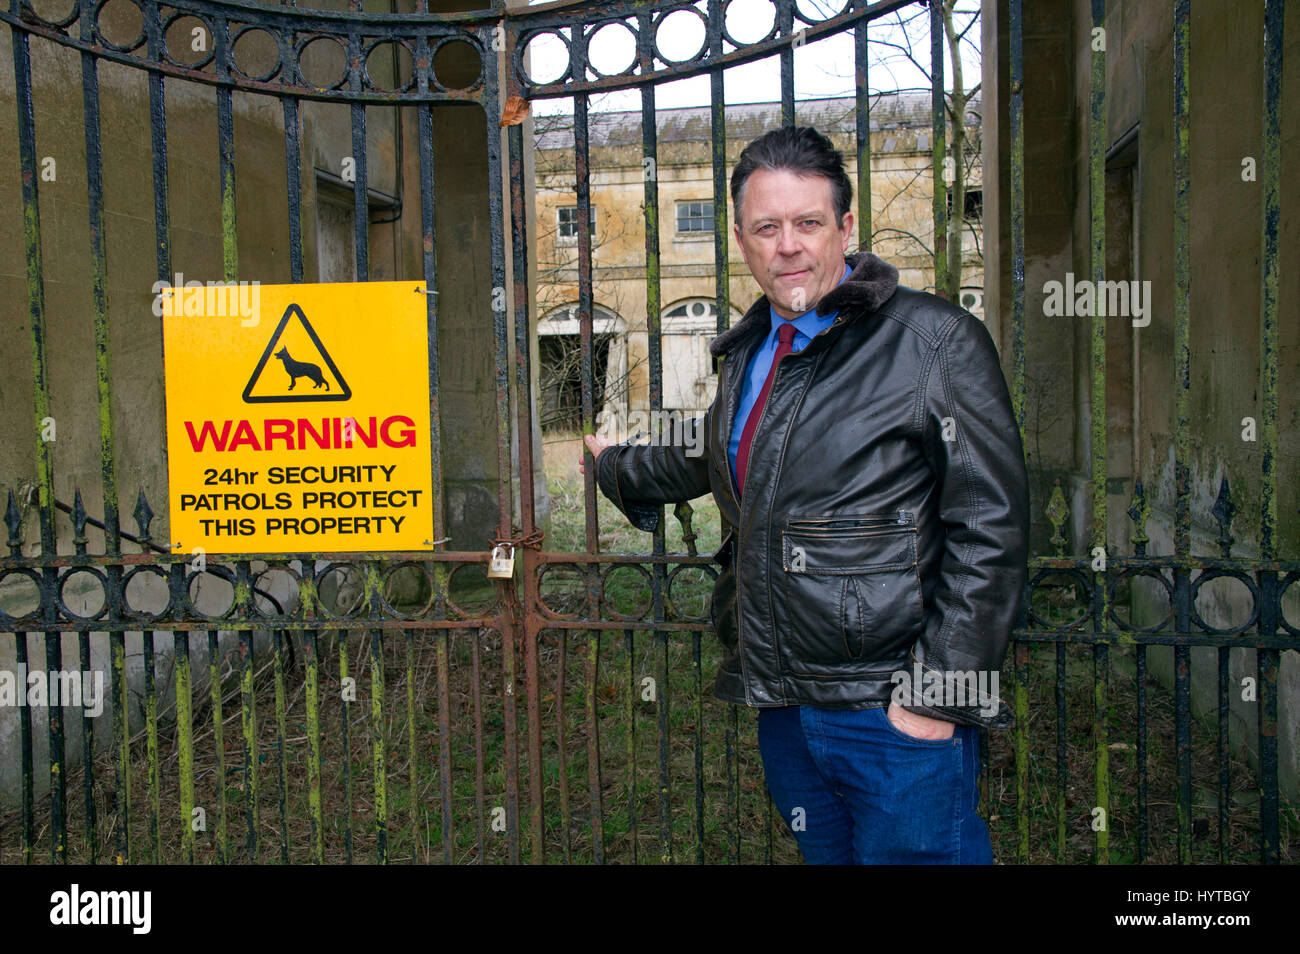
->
[728,262,852,486]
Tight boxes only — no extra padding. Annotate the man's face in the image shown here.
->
[733,168,855,319]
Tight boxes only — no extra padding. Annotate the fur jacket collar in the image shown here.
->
[708,250,901,357]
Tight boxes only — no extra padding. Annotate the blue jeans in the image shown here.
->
[757,704,993,864]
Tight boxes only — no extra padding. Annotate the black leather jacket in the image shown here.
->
[596,251,1028,729]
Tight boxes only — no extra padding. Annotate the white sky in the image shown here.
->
[525,0,983,116]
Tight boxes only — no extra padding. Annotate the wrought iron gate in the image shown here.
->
[1,0,1294,865]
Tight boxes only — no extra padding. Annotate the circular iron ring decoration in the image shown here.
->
[371,560,436,620]
[1026,567,1095,630]
[652,6,708,65]
[515,28,572,89]
[431,34,486,93]
[1107,567,1174,633]
[311,560,372,621]
[94,0,147,54]
[57,565,111,622]
[720,0,781,50]
[121,564,174,622]
[598,562,654,621]
[534,561,597,621]
[248,562,303,620]
[183,563,239,620]
[230,24,287,84]
[445,561,502,620]
[1189,568,1259,636]
[160,10,217,71]
[0,568,46,625]
[583,19,639,80]
[361,35,417,93]
[294,33,350,91]
[665,562,717,622]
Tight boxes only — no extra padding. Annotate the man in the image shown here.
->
[582,126,1029,864]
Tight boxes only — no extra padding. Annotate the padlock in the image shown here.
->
[487,543,515,579]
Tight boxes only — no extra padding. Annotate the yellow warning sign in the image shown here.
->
[162,282,435,554]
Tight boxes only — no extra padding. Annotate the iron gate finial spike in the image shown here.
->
[1212,476,1236,557]
[133,488,154,544]
[5,489,23,552]
[72,487,88,550]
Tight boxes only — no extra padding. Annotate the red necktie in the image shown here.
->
[736,321,797,493]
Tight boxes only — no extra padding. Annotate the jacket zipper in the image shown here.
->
[787,509,915,531]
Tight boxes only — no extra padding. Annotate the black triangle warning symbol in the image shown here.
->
[243,303,352,403]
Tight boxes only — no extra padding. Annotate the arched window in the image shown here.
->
[659,299,740,414]
[663,299,718,328]
[538,303,621,336]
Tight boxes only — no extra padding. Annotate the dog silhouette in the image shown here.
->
[273,346,329,391]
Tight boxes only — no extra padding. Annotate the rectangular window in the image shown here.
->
[557,205,596,240]
[676,200,714,234]
[946,188,983,222]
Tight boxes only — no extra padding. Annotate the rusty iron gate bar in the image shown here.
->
[1,0,1295,865]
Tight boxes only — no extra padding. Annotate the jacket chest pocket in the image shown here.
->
[779,515,922,667]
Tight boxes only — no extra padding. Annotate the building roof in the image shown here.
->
[533,90,980,151]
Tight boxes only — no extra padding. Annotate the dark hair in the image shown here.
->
[730,126,852,228]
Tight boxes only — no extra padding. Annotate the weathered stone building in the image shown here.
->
[531,93,984,434]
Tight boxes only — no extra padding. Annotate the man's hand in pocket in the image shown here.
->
[887,701,955,740]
